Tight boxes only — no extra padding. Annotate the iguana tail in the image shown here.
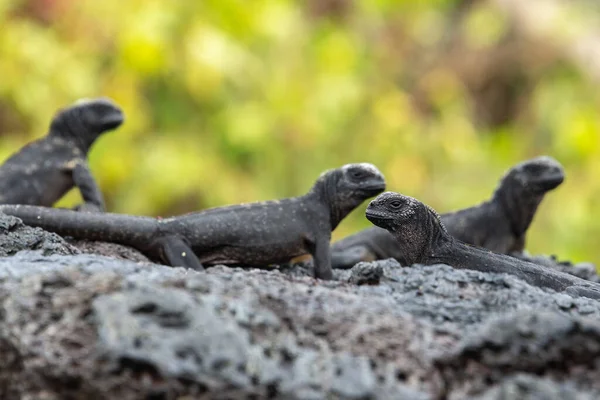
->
[0,205,159,248]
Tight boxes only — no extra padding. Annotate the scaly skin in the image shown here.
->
[365,192,600,301]
[331,156,564,269]
[0,98,124,212]
[0,163,386,280]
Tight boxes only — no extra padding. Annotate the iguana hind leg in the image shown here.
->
[309,237,334,280]
[154,235,205,271]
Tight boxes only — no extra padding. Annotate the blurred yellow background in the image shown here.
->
[0,0,599,264]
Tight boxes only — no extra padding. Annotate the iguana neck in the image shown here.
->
[48,113,97,152]
[308,174,357,230]
[392,206,449,266]
[492,184,543,238]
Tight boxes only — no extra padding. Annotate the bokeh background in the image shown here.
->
[0,0,599,264]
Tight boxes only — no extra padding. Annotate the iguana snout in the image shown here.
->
[339,162,386,197]
[512,156,565,193]
[365,192,419,228]
[77,97,125,133]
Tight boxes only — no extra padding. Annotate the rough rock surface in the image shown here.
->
[470,374,597,400]
[0,212,79,256]
[0,212,599,399]
[434,310,600,399]
[68,239,151,262]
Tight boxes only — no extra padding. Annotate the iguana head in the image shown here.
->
[504,156,565,194]
[337,163,387,198]
[312,162,386,229]
[366,192,446,265]
[366,192,424,232]
[49,97,124,149]
[493,155,565,238]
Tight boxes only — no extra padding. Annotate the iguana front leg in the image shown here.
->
[154,235,205,271]
[509,235,526,254]
[66,160,106,212]
[309,236,333,280]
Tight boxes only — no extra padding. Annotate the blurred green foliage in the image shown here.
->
[0,0,599,264]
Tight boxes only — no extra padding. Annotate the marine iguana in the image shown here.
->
[364,191,600,300]
[331,156,564,269]
[0,163,386,280]
[0,97,124,212]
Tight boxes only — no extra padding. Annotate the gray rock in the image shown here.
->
[0,254,436,399]
[346,261,384,285]
[0,212,78,257]
[470,374,596,400]
[0,213,599,399]
[434,310,600,398]
[68,239,151,263]
[354,259,600,327]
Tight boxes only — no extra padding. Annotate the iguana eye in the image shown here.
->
[349,169,366,179]
[389,200,402,209]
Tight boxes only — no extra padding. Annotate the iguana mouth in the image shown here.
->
[99,113,125,131]
[536,175,564,191]
[365,210,393,222]
[361,183,386,196]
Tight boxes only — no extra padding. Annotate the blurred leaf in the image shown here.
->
[462,4,508,49]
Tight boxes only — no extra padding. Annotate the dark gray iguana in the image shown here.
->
[0,163,386,280]
[364,191,600,301]
[0,97,124,212]
[331,156,564,269]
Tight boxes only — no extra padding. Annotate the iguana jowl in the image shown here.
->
[0,97,124,211]
[365,191,600,301]
[0,163,386,280]
[331,156,564,269]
